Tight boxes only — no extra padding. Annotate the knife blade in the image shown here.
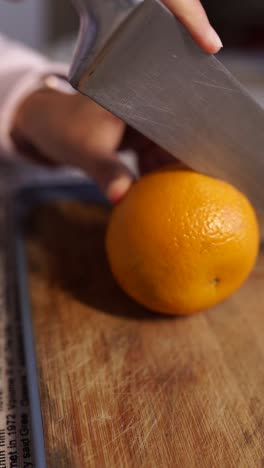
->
[70,0,264,209]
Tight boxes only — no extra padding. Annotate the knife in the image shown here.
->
[70,0,264,209]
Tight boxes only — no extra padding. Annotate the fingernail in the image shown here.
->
[107,176,132,203]
[208,27,223,52]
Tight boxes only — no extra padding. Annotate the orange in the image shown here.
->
[106,167,259,315]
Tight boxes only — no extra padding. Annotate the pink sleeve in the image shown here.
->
[0,34,74,159]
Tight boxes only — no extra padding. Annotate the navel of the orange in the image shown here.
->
[106,167,259,315]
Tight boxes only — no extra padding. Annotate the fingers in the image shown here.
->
[163,0,223,54]
[80,153,134,203]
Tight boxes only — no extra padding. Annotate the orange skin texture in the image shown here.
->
[106,168,259,315]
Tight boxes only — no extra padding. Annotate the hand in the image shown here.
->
[12,89,176,202]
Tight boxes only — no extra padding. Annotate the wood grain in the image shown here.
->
[25,200,264,468]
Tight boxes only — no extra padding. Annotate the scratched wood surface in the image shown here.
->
[24,200,264,468]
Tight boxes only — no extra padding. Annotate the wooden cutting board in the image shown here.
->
[24,200,264,468]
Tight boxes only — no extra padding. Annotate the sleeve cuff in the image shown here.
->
[0,62,75,159]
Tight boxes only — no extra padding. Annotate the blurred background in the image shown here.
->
[203,0,264,50]
[0,0,77,50]
[0,0,263,93]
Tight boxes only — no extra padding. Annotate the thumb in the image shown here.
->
[83,153,134,204]
[163,0,223,54]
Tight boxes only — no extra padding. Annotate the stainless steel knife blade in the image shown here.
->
[70,0,264,209]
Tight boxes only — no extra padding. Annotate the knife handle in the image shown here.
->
[70,0,142,87]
